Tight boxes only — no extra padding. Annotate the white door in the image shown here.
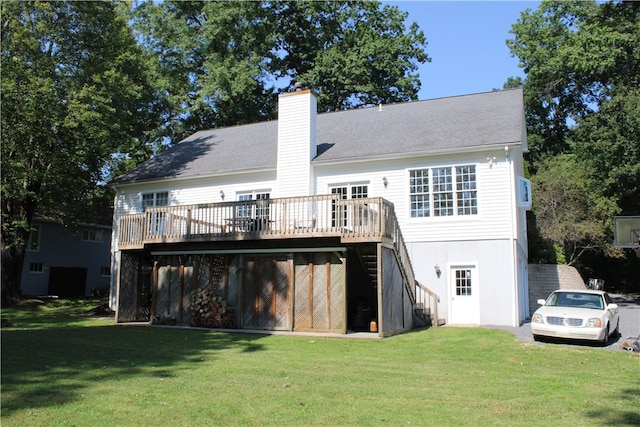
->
[449,266,480,325]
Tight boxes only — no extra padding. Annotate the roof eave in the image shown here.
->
[111,166,277,189]
[311,141,524,165]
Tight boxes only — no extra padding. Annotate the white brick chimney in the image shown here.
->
[276,87,317,198]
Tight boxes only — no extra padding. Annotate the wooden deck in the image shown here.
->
[118,195,395,249]
[117,195,439,327]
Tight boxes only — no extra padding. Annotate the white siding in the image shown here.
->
[314,147,518,244]
[408,239,518,326]
[111,117,528,326]
[276,90,317,198]
[111,171,277,251]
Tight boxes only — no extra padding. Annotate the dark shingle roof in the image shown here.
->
[112,89,524,185]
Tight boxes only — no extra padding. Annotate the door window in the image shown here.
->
[330,184,368,228]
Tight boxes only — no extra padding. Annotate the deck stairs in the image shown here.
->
[356,246,378,290]
[356,246,442,328]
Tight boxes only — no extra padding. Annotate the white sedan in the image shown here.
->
[531,290,620,344]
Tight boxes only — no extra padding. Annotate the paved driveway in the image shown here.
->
[486,294,640,351]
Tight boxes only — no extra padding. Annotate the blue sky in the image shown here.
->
[388,1,540,100]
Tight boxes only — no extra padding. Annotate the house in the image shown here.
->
[21,217,113,297]
[109,88,531,336]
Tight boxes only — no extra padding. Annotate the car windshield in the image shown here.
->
[546,292,604,310]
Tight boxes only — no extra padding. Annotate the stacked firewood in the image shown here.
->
[190,288,235,328]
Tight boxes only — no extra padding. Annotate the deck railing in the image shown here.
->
[117,195,438,324]
[118,195,392,249]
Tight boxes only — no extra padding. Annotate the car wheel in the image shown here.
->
[601,326,610,346]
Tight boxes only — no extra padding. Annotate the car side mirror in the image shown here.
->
[537,299,546,306]
[607,303,618,310]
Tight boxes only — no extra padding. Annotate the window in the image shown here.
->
[142,192,169,235]
[26,225,40,251]
[409,169,429,218]
[30,262,44,273]
[433,167,453,216]
[330,183,368,227]
[455,269,472,296]
[236,192,270,219]
[82,229,104,243]
[456,166,478,215]
[141,192,168,210]
[409,165,477,218]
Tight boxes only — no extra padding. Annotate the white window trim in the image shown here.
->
[141,191,169,211]
[29,262,44,274]
[407,165,479,220]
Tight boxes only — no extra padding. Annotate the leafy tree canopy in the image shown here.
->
[508,0,639,273]
[1,1,158,301]
[131,0,429,142]
[508,0,640,166]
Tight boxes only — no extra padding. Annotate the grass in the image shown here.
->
[1,299,639,426]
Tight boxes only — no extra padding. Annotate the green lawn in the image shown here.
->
[2,299,638,426]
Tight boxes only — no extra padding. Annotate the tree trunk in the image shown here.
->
[1,195,36,305]
[1,242,25,305]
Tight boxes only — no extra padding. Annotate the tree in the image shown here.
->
[530,154,619,266]
[272,1,429,112]
[507,0,640,284]
[507,0,640,169]
[1,1,158,302]
[131,0,429,143]
[571,87,640,216]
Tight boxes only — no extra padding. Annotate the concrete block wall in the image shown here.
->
[528,264,586,316]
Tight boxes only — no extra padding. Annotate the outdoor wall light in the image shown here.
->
[220,190,225,200]
[383,176,388,188]
[434,264,441,278]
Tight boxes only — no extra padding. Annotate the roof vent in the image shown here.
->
[294,81,307,92]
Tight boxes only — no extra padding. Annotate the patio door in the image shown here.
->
[449,265,480,325]
[330,183,368,228]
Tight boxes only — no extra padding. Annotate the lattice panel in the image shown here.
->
[312,254,329,329]
[293,252,345,332]
[242,258,258,327]
[227,255,240,310]
[137,259,152,321]
[293,254,311,330]
[117,253,153,322]
[117,252,138,323]
[329,254,346,330]
[169,266,181,318]
[156,265,171,317]
[256,258,274,328]
[182,265,194,325]
[241,256,290,330]
[273,259,290,329]
[381,247,405,333]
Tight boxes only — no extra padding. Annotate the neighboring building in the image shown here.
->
[110,88,531,336]
[21,217,112,297]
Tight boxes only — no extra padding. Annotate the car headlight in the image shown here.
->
[532,313,543,323]
[586,318,602,328]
